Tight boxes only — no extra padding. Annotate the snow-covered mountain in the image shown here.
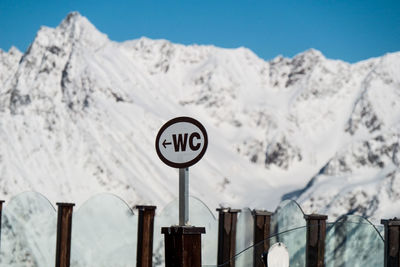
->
[1,12,399,222]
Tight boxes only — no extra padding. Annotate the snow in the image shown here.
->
[0,12,399,227]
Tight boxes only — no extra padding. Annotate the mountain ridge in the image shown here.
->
[0,12,399,222]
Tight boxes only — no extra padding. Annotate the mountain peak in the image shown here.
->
[0,46,21,56]
[296,48,324,60]
[57,11,108,46]
[59,11,88,28]
[21,12,107,66]
[8,46,21,56]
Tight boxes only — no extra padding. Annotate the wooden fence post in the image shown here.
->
[252,210,272,267]
[304,214,327,267]
[161,226,205,267]
[135,205,156,267]
[217,208,241,267]
[381,218,400,267]
[55,203,75,267]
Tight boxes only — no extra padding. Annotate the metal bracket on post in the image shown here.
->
[55,203,75,267]
[136,205,157,267]
[304,214,328,267]
[381,218,400,267]
[217,207,241,267]
[179,168,189,226]
[252,210,273,267]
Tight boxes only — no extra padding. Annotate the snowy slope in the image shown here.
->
[0,46,22,88]
[0,12,399,222]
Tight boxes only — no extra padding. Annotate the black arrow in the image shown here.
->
[162,139,172,149]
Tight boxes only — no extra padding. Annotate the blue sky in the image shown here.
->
[0,0,399,62]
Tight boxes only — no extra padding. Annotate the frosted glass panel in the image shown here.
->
[325,215,384,267]
[235,208,254,267]
[231,245,254,267]
[0,191,57,267]
[153,197,218,266]
[271,200,306,267]
[70,193,137,267]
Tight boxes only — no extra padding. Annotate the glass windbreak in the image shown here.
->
[325,215,384,267]
[153,197,218,266]
[70,193,137,267]
[0,191,57,267]
[235,208,254,267]
[270,200,306,267]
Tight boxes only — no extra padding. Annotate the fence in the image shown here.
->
[0,191,397,267]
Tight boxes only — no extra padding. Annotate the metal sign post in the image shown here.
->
[156,116,208,267]
[155,116,208,225]
[179,168,189,226]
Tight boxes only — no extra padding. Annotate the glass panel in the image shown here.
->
[375,224,384,237]
[325,215,384,267]
[231,245,254,267]
[0,191,57,267]
[235,208,254,267]
[271,200,306,267]
[153,197,218,266]
[70,193,137,267]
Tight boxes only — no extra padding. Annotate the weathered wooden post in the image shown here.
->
[55,203,75,267]
[161,226,205,267]
[381,218,400,267]
[304,214,327,267]
[252,210,272,267]
[136,205,157,267]
[217,207,241,267]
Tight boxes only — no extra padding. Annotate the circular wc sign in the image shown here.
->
[155,117,208,168]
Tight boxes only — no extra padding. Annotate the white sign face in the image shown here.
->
[155,117,208,168]
[267,242,289,267]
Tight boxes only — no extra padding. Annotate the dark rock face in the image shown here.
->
[265,137,302,170]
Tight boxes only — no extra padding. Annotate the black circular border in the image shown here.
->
[155,117,208,168]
